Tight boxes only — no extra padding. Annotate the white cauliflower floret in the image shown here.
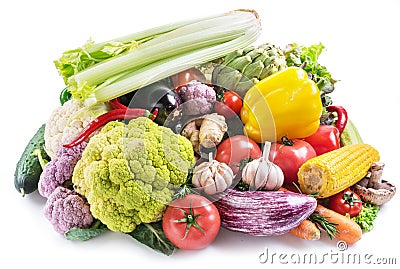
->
[44,98,108,159]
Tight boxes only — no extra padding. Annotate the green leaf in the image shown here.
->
[127,222,177,256]
[301,42,325,64]
[65,220,108,241]
[54,39,137,83]
[352,203,379,232]
[284,42,334,82]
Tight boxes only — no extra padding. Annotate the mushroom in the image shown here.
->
[353,162,396,205]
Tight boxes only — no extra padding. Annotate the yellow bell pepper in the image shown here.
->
[240,67,322,143]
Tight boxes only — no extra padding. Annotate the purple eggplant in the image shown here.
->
[213,188,317,236]
[119,77,182,126]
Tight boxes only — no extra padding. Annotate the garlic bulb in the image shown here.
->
[192,159,234,195]
[241,142,284,191]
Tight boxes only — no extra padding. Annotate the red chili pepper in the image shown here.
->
[326,105,348,135]
[109,98,128,110]
[63,108,154,148]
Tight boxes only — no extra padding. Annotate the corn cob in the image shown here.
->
[298,144,380,198]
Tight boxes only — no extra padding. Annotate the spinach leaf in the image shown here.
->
[127,221,177,256]
[65,220,108,241]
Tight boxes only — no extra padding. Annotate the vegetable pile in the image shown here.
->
[14,9,396,256]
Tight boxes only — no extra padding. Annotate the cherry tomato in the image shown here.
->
[269,137,316,185]
[215,135,262,175]
[303,125,340,156]
[328,189,363,217]
[214,91,243,119]
[171,67,206,90]
[162,194,220,250]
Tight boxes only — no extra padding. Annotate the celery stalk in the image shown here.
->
[54,12,227,83]
[66,9,261,104]
[92,24,260,103]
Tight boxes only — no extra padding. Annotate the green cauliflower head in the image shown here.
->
[72,117,195,232]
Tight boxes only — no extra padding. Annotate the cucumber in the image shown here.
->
[14,124,50,196]
[340,119,364,146]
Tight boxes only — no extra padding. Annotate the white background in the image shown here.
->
[1,0,399,268]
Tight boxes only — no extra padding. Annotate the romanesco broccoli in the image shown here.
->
[72,117,195,233]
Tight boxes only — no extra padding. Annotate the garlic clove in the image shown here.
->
[241,157,285,191]
[242,159,259,187]
[214,172,228,194]
[252,159,270,190]
[192,160,234,195]
[203,176,219,195]
[192,162,211,187]
[264,164,284,191]
[199,167,214,187]
[217,163,234,185]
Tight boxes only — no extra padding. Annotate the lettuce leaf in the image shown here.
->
[352,203,379,232]
[284,42,337,106]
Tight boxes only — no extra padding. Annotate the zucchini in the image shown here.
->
[213,189,317,236]
[14,124,50,196]
[340,119,363,146]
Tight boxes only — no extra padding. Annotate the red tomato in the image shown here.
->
[303,125,340,156]
[269,137,316,185]
[162,194,220,250]
[171,67,206,90]
[328,189,363,217]
[214,91,243,119]
[215,135,262,174]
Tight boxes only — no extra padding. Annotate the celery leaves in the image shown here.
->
[54,39,137,83]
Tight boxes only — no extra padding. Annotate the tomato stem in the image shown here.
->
[281,136,294,146]
[343,191,361,206]
[171,198,205,239]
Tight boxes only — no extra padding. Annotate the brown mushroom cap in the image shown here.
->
[353,177,396,206]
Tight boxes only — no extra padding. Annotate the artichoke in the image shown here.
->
[211,43,287,97]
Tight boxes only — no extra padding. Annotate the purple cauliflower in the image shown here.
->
[44,186,93,234]
[179,80,216,115]
[38,142,87,198]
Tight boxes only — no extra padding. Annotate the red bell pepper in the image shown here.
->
[303,125,340,156]
[304,106,348,155]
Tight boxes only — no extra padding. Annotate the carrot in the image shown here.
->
[289,219,321,240]
[314,204,362,245]
[278,186,297,193]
